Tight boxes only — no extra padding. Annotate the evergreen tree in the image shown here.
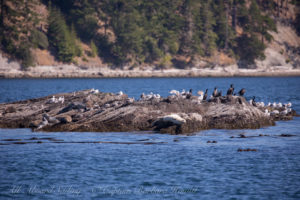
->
[179,0,194,55]
[90,40,98,57]
[199,0,217,56]
[70,23,82,57]
[234,0,276,65]
[48,6,76,62]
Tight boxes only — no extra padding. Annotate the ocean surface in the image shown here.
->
[0,77,300,199]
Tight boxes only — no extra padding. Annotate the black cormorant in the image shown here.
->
[217,90,222,97]
[227,84,234,95]
[186,89,193,99]
[252,96,257,107]
[238,88,246,96]
[203,89,208,100]
[213,87,218,97]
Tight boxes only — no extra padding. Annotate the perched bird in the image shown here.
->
[249,96,257,107]
[271,110,279,115]
[90,88,99,94]
[117,91,123,96]
[127,97,135,104]
[186,89,193,99]
[154,94,161,99]
[170,90,180,96]
[181,89,186,95]
[50,96,58,103]
[280,110,288,115]
[277,103,283,108]
[58,96,65,104]
[51,96,56,102]
[216,90,222,97]
[264,109,270,116]
[257,102,265,107]
[287,102,292,108]
[203,89,208,101]
[238,88,246,96]
[213,87,218,97]
[227,84,234,95]
[140,93,145,100]
[197,91,204,100]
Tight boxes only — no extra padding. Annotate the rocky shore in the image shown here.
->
[1,64,300,78]
[0,90,296,134]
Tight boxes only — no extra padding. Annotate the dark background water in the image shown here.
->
[0,77,300,199]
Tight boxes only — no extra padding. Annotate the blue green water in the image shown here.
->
[0,77,300,199]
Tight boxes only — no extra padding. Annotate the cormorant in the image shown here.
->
[203,89,208,100]
[227,84,234,95]
[213,87,218,97]
[217,90,222,97]
[238,88,246,96]
[252,96,257,107]
[186,89,193,99]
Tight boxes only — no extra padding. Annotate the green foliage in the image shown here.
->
[158,54,173,69]
[82,57,88,62]
[30,29,49,49]
[70,24,82,57]
[48,6,76,62]
[0,0,281,67]
[198,0,217,56]
[235,34,265,64]
[16,42,35,68]
[90,40,98,57]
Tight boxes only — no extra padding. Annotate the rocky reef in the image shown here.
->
[0,89,297,135]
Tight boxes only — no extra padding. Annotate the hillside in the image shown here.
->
[0,0,299,74]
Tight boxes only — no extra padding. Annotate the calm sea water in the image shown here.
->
[0,77,300,199]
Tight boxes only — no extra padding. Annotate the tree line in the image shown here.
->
[0,0,298,68]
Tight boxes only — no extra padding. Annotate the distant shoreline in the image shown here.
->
[1,65,300,78]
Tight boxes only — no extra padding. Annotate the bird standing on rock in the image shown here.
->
[250,96,257,107]
[213,87,218,97]
[203,89,208,101]
[217,90,222,97]
[238,88,246,96]
[227,84,234,95]
[186,89,193,99]
[197,91,204,100]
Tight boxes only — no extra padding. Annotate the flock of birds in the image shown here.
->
[49,96,65,104]
[139,84,293,116]
[140,84,245,102]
